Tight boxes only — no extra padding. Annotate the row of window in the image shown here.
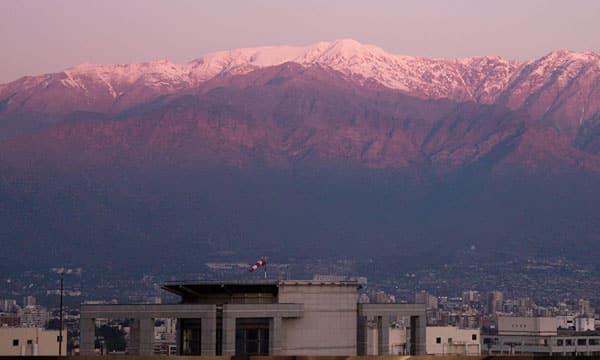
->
[557,338,600,346]
[484,337,600,347]
[511,324,529,328]
[11,337,61,347]
[12,339,33,346]
[435,334,478,344]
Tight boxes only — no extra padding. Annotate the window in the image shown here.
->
[12,339,19,347]
[472,334,477,341]
[448,337,453,344]
[26,340,33,345]
[577,339,587,346]
[235,318,270,356]
[566,339,573,346]
[589,339,599,346]
[436,337,441,344]
[180,319,202,355]
[557,339,564,346]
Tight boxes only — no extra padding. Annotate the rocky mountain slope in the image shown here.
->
[1,41,600,268]
[1,40,598,161]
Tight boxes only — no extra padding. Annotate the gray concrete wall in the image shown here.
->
[79,304,217,356]
[278,283,359,356]
[359,303,427,356]
[222,303,303,355]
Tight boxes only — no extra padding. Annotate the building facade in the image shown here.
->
[426,326,480,355]
[0,327,66,356]
[482,316,600,356]
[80,280,426,356]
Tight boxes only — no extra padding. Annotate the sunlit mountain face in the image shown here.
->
[1,40,599,269]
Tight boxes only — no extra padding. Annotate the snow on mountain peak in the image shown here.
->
[3,39,600,113]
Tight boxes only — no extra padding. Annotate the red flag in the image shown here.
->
[249,259,267,272]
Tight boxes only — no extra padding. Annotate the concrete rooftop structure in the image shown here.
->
[80,279,426,356]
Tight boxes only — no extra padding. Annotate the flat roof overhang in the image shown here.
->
[161,280,280,297]
[161,279,361,297]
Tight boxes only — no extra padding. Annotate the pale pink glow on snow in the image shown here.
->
[1,0,600,83]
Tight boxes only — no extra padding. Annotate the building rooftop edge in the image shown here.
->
[161,279,362,287]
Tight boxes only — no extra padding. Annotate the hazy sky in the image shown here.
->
[2,0,599,83]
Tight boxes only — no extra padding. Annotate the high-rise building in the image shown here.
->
[579,299,594,316]
[486,291,503,314]
[462,290,480,304]
[0,299,17,313]
[415,291,438,309]
[22,296,36,307]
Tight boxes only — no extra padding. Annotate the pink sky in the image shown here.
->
[1,0,599,83]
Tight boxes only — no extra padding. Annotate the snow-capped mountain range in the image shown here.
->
[1,39,600,173]
[3,40,600,266]
[2,39,599,111]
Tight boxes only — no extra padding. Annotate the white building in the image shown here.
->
[482,316,600,356]
[19,305,49,328]
[426,326,480,355]
[498,316,557,336]
[0,299,17,313]
[557,315,575,329]
[575,317,596,332]
[0,327,66,356]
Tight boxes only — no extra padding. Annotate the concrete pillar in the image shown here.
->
[222,312,236,355]
[80,317,96,356]
[201,315,217,355]
[127,319,140,355]
[417,314,427,355]
[410,315,426,355]
[269,316,282,355]
[176,319,181,356]
[138,318,155,356]
[377,315,390,355]
[360,316,379,355]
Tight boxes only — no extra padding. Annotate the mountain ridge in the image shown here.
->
[1,41,600,268]
[2,40,598,110]
[1,39,600,173]
[2,62,599,176]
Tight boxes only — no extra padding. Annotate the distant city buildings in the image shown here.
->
[415,290,438,310]
[0,258,599,356]
[580,298,595,316]
[487,291,504,315]
[22,296,36,307]
[0,299,17,313]
[0,313,20,327]
[19,305,49,328]
[462,290,480,304]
